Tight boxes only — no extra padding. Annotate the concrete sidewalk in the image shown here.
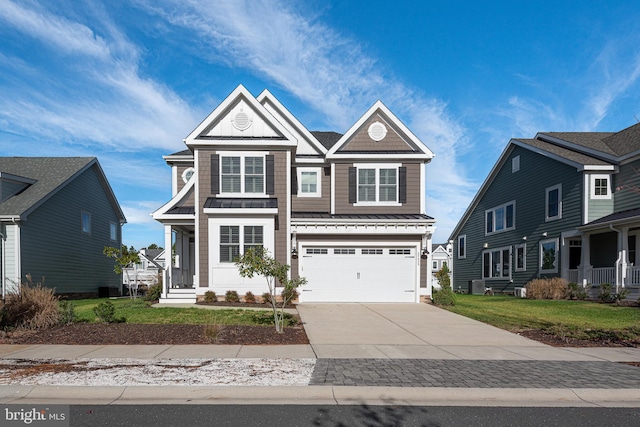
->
[0,302,639,407]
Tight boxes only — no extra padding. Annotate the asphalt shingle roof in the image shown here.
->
[0,157,97,218]
[513,138,610,166]
[310,131,342,150]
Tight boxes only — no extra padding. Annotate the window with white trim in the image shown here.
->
[219,225,264,263]
[515,243,526,271]
[458,235,466,259]
[545,184,562,221]
[109,222,117,241]
[357,166,398,203]
[485,201,515,234]
[482,246,511,279]
[512,155,520,173]
[540,238,559,273]
[297,167,321,197]
[590,174,611,199]
[221,155,264,194]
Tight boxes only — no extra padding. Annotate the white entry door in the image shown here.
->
[299,247,417,302]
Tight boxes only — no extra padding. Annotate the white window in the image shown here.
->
[482,246,511,279]
[355,164,400,205]
[109,222,117,241]
[458,235,466,259]
[362,248,383,255]
[432,260,439,270]
[545,184,562,221]
[485,201,515,235]
[181,167,195,184]
[220,154,264,194]
[81,211,91,234]
[297,167,321,197]
[590,174,611,199]
[307,248,328,255]
[512,155,520,173]
[540,238,559,273]
[515,243,526,272]
[219,225,264,263]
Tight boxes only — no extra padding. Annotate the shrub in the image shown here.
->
[58,300,77,325]
[145,283,162,302]
[598,283,614,303]
[203,291,217,303]
[281,287,299,303]
[567,282,587,300]
[261,292,272,305]
[0,275,61,330]
[432,287,456,306]
[93,301,125,323]
[525,278,569,300]
[204,323,222,343]
[244,291,256,303]
[225,290,240,303]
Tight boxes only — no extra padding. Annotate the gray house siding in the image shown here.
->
[20,165,121,294]
[587,173,615,223]
[453,145,583,292]
[291,166,331,213]
[614,158,640,212]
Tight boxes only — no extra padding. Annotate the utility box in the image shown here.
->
[469,280,485,295]
[514,287,527,298]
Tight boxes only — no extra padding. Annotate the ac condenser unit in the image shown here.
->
[469,280,485,295]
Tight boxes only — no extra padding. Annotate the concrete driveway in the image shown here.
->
[297,303,561,360]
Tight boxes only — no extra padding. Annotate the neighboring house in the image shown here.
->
[153,84,436,303]
[431,242,452,290]
[0,157,125,298]
[122,248,165,290]
[449,123,640,298]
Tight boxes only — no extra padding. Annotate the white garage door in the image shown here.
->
[299,246,417,303]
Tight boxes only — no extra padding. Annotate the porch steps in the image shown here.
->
[158,287,197,304]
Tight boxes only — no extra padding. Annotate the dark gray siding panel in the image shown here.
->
[20,165,121,294]
[452,145,583,293]
[614,158,640,212]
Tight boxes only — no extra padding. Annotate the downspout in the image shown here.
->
[0,227,5,301]
[609,224,622,294]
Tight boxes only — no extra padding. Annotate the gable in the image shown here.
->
[184,85,296,147]
[338,110,418,153]
[327,101,434,160]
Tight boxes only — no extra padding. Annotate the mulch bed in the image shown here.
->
[196,301,297,309]
[519,329,639,348]
[1,323,309,346]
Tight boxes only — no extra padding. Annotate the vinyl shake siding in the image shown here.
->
[453,145,583,292]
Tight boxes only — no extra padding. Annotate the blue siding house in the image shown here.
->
[0,157,126,298]
[450,123,640,297]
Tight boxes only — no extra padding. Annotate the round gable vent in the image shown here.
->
[368,121,387,141]
[232,111,252,131]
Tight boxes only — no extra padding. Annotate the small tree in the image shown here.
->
[104,245,141,299]
[235,247,306,333]
[435,262,451,288]
[433,262,455,306]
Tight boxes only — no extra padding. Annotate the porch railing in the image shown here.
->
[588,267,615,286]
[627,266,640,286]
[567,269,579,284]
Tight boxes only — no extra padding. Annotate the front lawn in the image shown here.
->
[443,294,640,343]
[69,298,293,326]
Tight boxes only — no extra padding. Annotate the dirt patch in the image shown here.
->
[1,323,309,346]
[519,329,639,348]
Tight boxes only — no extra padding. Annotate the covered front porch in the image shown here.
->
[567,208,640,299]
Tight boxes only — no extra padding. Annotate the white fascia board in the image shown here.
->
[327,153,433,161]
[186,140,297,148]
[152,177,195,219]
[294,157,326,164]
[257,89,327,155]
[579,165,618,171]
[163,154,193,163]
[203,208,278,215]
[152,214,195,222]
[326,100,434,158]
[184,84,297,146]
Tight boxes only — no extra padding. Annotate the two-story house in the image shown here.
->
[450,123,640,298]
[1,157,125,298]
[153,85,436,303]
[431,242,452,290]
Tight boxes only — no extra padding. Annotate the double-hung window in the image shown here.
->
[457,235,466,259]
[540,238,559,273]
[220,155,264,194]
[220,225,264,263]
[546,184,562,221]
[515,243,526,271]
[590,174,611,199]
[482,246,511,279]
[297,167,321,197]
[485,201,515,235]
[355,164,400,204]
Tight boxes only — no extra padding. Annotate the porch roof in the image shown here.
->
[292,212,433,220]
[204,198,278,209]
[167,206,195,215]
[579,207,640,230]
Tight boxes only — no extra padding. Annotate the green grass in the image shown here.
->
[443,294,640,342]
[68,298,294,326]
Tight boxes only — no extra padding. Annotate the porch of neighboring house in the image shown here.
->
[159,223,197,303]
[564,216,640,300]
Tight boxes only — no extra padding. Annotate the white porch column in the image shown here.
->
[620,227,629,289]
[579,232,591,287]
[163,225,173,298]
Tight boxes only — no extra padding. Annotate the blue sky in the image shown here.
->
[2,0,640,248]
